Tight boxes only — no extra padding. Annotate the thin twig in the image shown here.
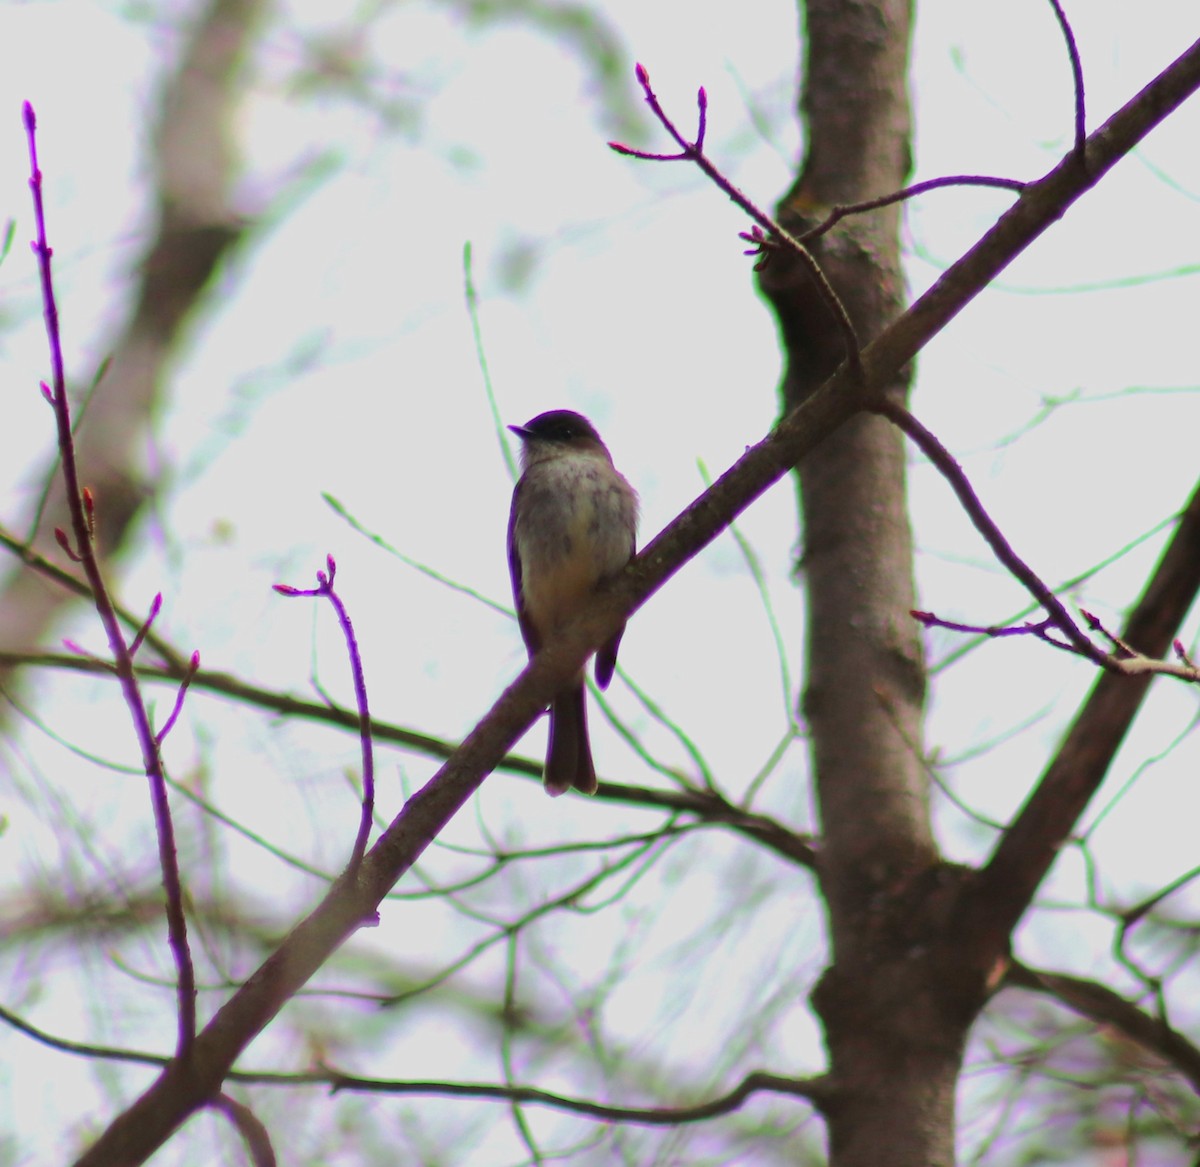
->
[0,998,831,1127]
[1045,0,1087,154]
[501,934,543,1164]
[129,593,163,658]
[319,1066,832,1126]
[23,102,197,1060]
[1113,864,1200,1018]
[874,395,1107,664]
[462,242,518,482]
[205,1095,276,1167]
[609,64,862,376]
[797,174,1026,246]
[0,523,189,667]
[379,836,667,1007]
[155,651,201,746]
[879,405,1196,683]
[275,555,375,876]
[964,469,1200,963]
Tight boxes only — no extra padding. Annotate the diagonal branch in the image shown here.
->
[875,398,1107,664]
[962,473,1200,960]
[73,34,1200,1167]
[1005,960,1200,1094]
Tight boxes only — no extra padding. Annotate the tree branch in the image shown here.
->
[205,1095,276,1167]
[71,33,1200,1166]
[316,1066,833,1126]
[876,398,1108,664]
[0,647,817,870]
[962,472,1200,961]
[1005,960,1200,1094]
[0,999,831,1129]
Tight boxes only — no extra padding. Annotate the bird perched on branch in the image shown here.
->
[508,410,639,796]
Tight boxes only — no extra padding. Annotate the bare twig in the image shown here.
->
[885,399,1200,683]
[796,174,1027,247]
[24,102,197,1061]
[154,651,201,746]
[380,833,670,1007]
[963,470,1200,966]
[1113,865,1200,1014]
[912,609,1200,682]
[206,1095,276,1167]
[0,523,188,667]
[129,594,164,658]
[0,998,831,1129]
[462,242,517,482]
[875,397,1108,664]
[0,1001,171,1070]
[0,645,818,870]
[913,610,1075,651]
[609,64,862,375]
[318,1066,833,1126]
[1045,0,1087,154]
[1079,608,1136,658]
[275,555,375,876]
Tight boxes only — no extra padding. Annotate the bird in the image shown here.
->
[507,410,639,795]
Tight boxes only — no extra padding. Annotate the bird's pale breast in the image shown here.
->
[514,452,636,635]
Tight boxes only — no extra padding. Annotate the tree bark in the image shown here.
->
[760,2,967,1163]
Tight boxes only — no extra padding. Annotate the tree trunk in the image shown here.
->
[761,2,975,1162]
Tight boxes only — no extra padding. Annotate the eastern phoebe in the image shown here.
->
[508,410,639,796]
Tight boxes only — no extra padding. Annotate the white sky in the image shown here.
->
[1,1,1199,1162]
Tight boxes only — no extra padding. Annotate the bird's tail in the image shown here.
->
[544,681,597,797]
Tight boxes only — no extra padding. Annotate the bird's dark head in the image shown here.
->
[508,410,603,449]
